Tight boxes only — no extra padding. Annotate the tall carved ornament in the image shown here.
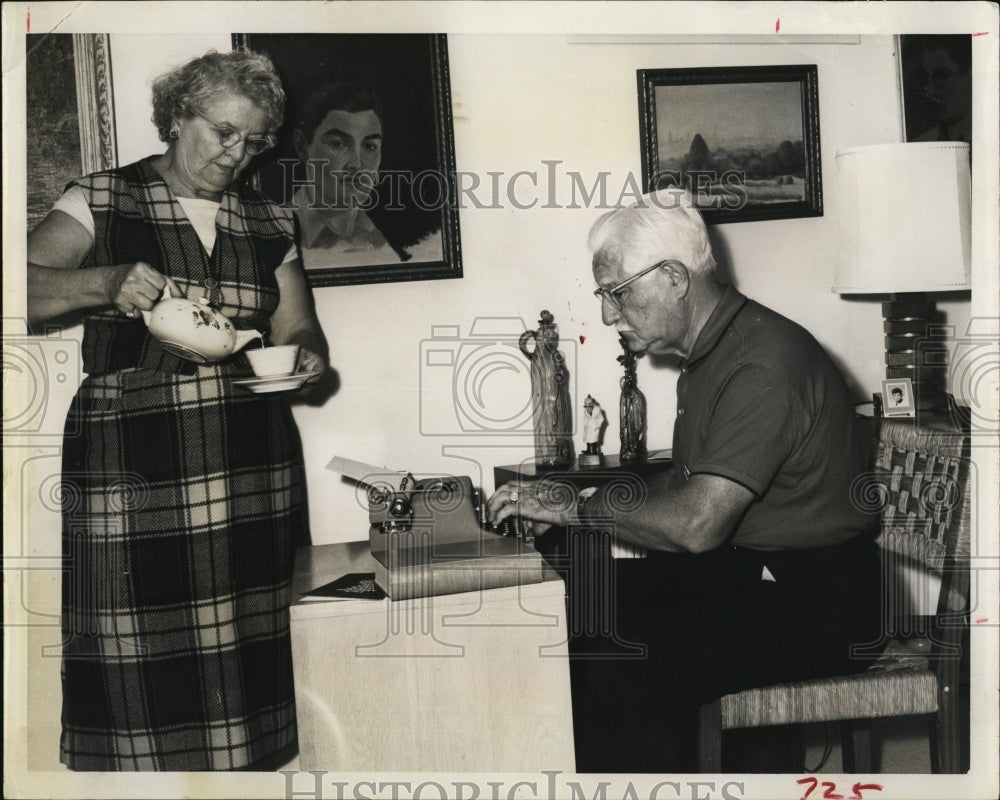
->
[519,311,575,468]
[618,334,647,463]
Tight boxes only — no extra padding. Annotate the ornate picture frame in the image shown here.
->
[637,64,823,225]
[235,33,463,288]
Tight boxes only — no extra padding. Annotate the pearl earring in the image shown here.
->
[169,129,179,140]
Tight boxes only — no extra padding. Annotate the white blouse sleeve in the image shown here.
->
[51,185,96,239]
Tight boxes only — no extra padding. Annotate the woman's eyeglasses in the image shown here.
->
[192,108,276,156]
[593,259,684,312]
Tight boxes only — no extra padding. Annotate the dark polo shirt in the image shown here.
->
[670,285,871,549]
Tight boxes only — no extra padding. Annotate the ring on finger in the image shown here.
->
[509,489,520,504]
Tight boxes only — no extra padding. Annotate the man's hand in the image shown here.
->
[487,479,580,537]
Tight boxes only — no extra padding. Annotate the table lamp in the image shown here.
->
[833,142,971,413]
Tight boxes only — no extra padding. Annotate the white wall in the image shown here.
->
[29,33,972,550]
[93,34,973,545]
[295,34,974,543]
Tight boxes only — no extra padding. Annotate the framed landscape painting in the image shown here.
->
[638,64,823,225]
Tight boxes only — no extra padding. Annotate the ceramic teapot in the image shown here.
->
[141,285,262,363]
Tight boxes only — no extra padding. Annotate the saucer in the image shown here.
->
[232,371,321,394]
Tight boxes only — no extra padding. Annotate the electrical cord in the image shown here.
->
[804,722,834,772]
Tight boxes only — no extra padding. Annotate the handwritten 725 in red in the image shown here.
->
[797,777,883,800]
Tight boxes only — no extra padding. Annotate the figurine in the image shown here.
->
[579,395,606,466]
[519,310,575,468]
[618,334,647,463]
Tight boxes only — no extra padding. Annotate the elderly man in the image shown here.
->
[490,189,881,772]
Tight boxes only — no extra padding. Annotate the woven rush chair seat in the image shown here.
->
[717,639,937,730]
[697,419,971,773]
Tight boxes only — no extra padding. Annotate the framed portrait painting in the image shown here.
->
[637,64,823,225]
[235,33,462,287]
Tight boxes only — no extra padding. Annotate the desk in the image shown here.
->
[493,451,673,487]
[290,541,575,771]
[493,451,673,572]
[493,454,674,764]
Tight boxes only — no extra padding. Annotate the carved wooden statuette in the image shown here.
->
[519,310,574,468]
[618,334,647,463]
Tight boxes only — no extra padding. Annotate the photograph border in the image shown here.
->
[234,32,463,289]
[637,64,823,225]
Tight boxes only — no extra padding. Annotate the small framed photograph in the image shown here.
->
[897,34,972,148]
[235,33,462,288]
[637,64,823,225]
[882,378,916,418]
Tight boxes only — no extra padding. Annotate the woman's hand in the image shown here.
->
[28,210,180,327]
[295,346,326,384]
[271,259,330,393]
[104,262,181,318]
[487,479,579,537]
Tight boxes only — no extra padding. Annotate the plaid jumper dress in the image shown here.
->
[60,158,302,770]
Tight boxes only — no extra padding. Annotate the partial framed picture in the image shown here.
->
[882,378,916,418]
[26,33,118,231]
[235,33,462,288]
[897,34,973,148]
[638,64,822,225]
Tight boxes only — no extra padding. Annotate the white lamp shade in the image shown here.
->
[833,142,971,293]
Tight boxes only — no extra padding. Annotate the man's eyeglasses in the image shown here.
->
[192,108,276,156]
[593,259,684,312]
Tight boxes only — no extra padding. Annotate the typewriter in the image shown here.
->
[327,457,543,600]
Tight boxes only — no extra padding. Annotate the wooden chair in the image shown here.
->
[697,419,971,773]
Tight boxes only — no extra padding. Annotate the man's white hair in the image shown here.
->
[588,187,716,276]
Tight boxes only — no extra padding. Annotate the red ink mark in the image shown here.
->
[972,32,989,37]
[821,781,844,800]
[26,8,30,32]
[579,335,586,344]
[975,617,989,623]
[775,18,780,33]
[798,778,882,800]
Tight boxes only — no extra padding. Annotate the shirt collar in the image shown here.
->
[683,284,748,369]
[291,188,378,248]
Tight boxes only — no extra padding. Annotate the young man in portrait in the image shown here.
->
[290,81,410,269]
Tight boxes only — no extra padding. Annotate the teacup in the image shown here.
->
[246,344,300,378]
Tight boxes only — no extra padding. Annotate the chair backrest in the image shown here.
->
[872,419,971,629]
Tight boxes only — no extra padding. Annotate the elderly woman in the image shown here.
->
[27,50,326,771]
